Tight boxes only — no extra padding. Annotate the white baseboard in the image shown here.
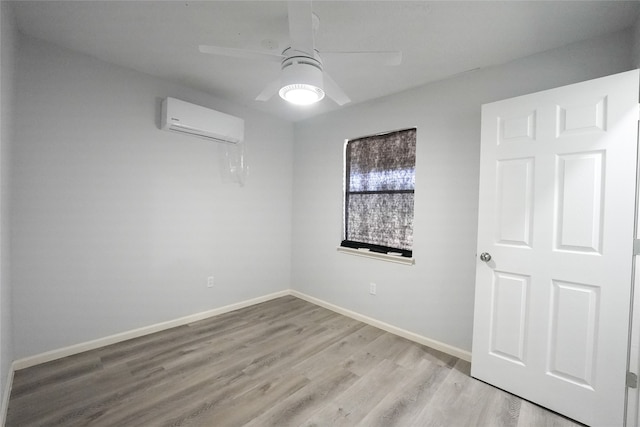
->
[13,290,289,371]
[12,288,471,375]
[0,290,475,424]
[290,290,472,362]
[0,362,15,427]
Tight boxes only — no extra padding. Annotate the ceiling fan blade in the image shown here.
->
[323,72,351,106]
[199,45,283,62]
[321,51,403,66]
[255,78,281,102]
[287,1,315,56]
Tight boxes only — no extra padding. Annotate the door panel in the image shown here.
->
[547,280,599,388]
[472,70,639,427]
[557,97,606,136]
[499,111,537,144]
[496,158,534,247]
[490,271,530,364]
[554,151,604,253]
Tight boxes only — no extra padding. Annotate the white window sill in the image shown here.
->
[336,247,415,265]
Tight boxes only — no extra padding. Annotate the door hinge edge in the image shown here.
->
[627,371,638,389]
[633,239,640,255]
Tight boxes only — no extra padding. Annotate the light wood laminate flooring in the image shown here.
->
[6,296,583,426]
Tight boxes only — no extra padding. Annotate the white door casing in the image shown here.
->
[472,70,639,426]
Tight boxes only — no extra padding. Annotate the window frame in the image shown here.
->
[340,128,416,259]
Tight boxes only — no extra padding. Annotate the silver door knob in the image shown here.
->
[480,252,492,262]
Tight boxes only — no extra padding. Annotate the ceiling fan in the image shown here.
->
[198,1,402,106]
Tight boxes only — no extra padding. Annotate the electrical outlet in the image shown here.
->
[207,276,214,288]
[369,282,377,295]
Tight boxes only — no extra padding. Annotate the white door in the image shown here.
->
[471,69,639,427]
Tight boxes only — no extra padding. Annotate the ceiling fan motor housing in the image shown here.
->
[278,56,325,103]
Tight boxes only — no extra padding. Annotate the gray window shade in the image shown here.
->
[343,128,416,256]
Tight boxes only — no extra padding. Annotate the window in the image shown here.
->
[341,128,416,258]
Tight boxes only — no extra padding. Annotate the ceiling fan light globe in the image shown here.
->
[279,84,325,105]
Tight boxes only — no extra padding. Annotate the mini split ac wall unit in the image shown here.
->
[161,97,245,144]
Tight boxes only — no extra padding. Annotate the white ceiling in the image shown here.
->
[10,1,640,122]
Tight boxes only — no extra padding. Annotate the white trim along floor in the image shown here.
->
[0,289,471,424]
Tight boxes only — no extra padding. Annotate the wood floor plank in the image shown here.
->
[6,296,585,427]
[517,400,583,427]
[243,366,359,427]
[299,358,409,426]
[339,331,415,378]
[179,371,311,427]
[410,359,521,427]
[355,357,452,427]
[289,324,385,380]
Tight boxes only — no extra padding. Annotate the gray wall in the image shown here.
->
[0,0,16,396]
[6,16,638,362]
[633,14,640,68]
[12,35,294,358]
[291,29,634,353]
